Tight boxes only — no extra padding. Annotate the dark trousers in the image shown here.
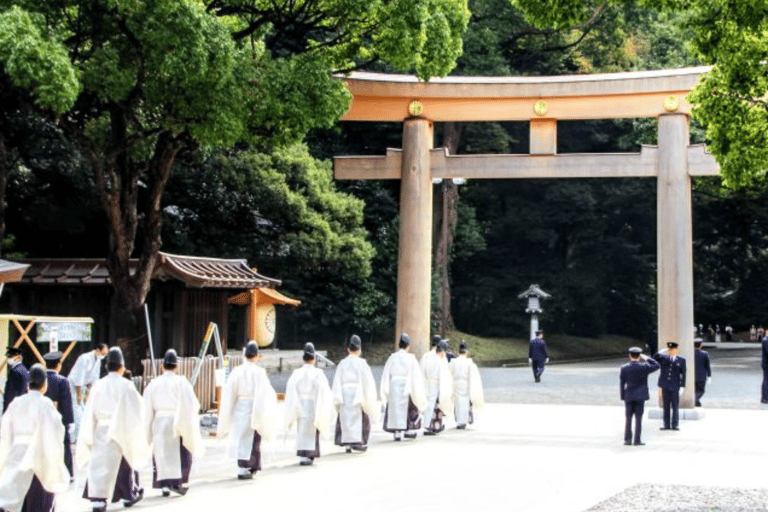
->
[624,400,644,444]
[63,430,73,477]
[695,381,706,406]
[762,369,768,402]
[84,457,141,503]
[238,431,262,472]
[531,360,546,379]
[661,388,680,428]
[334,412,371,447]
[153,439,193,488]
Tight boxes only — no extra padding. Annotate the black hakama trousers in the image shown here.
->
[334,412,371,447]
[382,398,421,433]
[237,431,262,473]
[296,430,320,459]
[83,457,141,503]
[63,430,73,478]
[426,403,445,434]
[153,440,193,488]
[6,475,56,512]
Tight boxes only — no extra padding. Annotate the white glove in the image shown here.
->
[528,358,532,364]
[707,376,712,383]
[545,358,550,363]
[679,387,685,395]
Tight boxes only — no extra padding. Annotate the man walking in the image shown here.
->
[3,347,28,412]
[620,347,660,445]
[654,342,687,431]
[450,342,484,430]
[528,330,549,383]
[421,340,453,435]
[380,333,426,441]
[43,351,75,478]
[694,339,712,407]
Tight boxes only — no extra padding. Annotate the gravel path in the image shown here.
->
[586,484,768,511]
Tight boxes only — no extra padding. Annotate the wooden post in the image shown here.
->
[395,117,434,358]
[657,113,695,409]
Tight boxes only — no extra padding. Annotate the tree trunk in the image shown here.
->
[435,122,463,336]
[0,130,6,258]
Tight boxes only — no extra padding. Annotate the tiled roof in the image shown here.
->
[0,260,30,284]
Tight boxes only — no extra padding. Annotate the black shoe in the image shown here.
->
[351,445,368,452]
[345,447,353,453]
[634,442,645,446]
[161,487,170,497]
[92,502,107,512]
[237,472,254,480]
[534,376,541,383]
[403,432,417,439]
[660,427,671,430]
[423,430,436,436]
[457,425,466,430]
[671,427,680,431]
[624,441,632,445]
[170,485,188,496]
[762,399,768,404]
[123,488,143,508]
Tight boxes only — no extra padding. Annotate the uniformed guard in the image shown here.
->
[3,346,28,412]
[44,350,75,478]
[528,330,549,383]
[693,339,712,407]
[653,341,687,430]
[620,347,660,445]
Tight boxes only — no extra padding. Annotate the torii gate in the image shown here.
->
[334,66,719,409]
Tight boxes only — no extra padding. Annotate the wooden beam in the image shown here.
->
[530,119,557,155]
[334,145,720,180]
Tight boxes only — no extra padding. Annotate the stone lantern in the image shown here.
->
[518,284,551,340]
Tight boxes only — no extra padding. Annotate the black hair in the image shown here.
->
[163,362,177,371]
[45,358,60,370]
[303,353,315,362]
[398,339,408,349]
[29,379,45,391]
[94,342,108,351]
[107,361,122,372]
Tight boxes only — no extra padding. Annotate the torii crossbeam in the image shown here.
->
[333,67,719,409]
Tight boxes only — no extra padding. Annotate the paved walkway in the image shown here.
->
[57,348,768,512]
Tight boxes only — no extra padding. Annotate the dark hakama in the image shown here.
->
[237,432,263,473]
[15,475,55,512]
[83,457,141,504]
[382,397,421,433]
[334,412,371,448]
[153,440,193,488]
[296,430,320,459]
[425,403,445,434]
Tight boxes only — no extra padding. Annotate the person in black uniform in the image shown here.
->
[3,346,28,412]
[693,339,711,407]
[620,347,660,446]
[653,341,687,430]
[44,350,75,478]
[528,330,549,383]
[761,333,768,404]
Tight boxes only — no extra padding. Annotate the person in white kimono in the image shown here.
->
[76,347,149,512]
[142,349,202,497]
[421,340,453,435]
[283,343,335,466]
[0,364,69,512]
[217,341,277,480]
[68,342,108,407]
[332,335,379,453]
[450,342,485,429]
[380,333,427,441]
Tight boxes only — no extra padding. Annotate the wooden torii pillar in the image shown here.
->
[334,67,719,410]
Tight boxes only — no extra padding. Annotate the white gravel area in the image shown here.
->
[586,484,768,511]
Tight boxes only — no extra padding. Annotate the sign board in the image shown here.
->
[37,322,92,343]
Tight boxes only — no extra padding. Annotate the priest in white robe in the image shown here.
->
[76,347,149,512]
[421,339,454,435]
[380,333,426,441]
[450,342,485,429]
[142,349,203,497]
[217,341,277,480]
[283,343,335,466]
[0,364,70,512]
[332,335,379,453]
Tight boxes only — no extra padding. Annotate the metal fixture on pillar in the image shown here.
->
[518,284,551,341]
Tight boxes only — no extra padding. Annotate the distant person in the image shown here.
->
[528,330,549,383]
[3,346,28,412]
[645,329,658,356]
[380,333,426,441]
[698,324,704,338]
[693,339,712,407]
[715,325,721,343]
[283,343,335,466]
[421,340,453,435]
[332,335,379,453]
[750,325,757,342]
[759,326,765,340]
[620,347,660,446]
[707,325,715,343]
[725,325,733,342]
[142,349,203,497]
[653,342,687,431]
[450,342,485,430]
[217,341,277,479]
[0,364,70,512]
[44,350,75,478]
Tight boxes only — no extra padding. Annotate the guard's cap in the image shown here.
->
[399,333,411,347]
[6,346,22,357]
[693,338,703,347]
[431,335,441,347]
[43,351,63,363]
[348,335,361,351]
[628,347,643,355]
[107,347,124,366]
[245,341,259,358]
[163,349,179,366]
[459,342,468,353]
[29,363,47,388]
[303,342,315,358]
[436,340,448,353]
[536,330,543,336]
[667,342,679,349]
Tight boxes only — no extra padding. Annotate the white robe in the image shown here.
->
[143,371,203,481]
[217,361,277,460]
[450,355,485,425]
[0,391,69,512]
[380,349,426,431]
[283,364,335,452]
[76,373,150,499]
[421,351,454,425]
[331,354,379,444]
[68,351,103,389]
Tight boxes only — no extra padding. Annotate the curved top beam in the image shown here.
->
[339,66,711,122]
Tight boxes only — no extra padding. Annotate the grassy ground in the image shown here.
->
[327,329,642,367]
